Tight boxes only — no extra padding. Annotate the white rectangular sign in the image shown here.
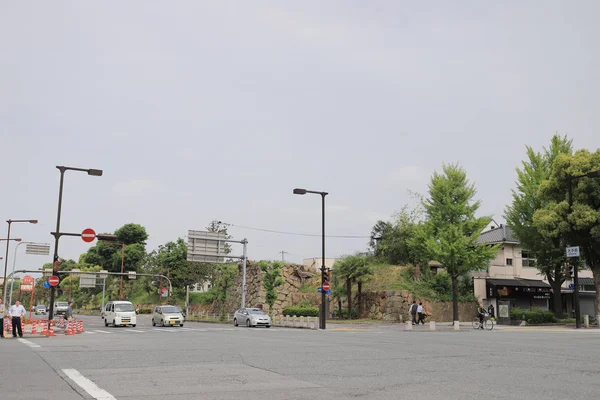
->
[566,246,580,258]
[25,243,51,256]
[187,230,227,263]
[79,274,97,288]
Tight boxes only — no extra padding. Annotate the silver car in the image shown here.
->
[234,308,271,328]
[152,305,185,327]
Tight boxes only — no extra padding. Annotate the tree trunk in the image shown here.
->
[346,278,352,317]
[548,270,563,318]
[451,274,459,324]
[357,281,363,318]
[338,298,342,317]
[592,267,600,325]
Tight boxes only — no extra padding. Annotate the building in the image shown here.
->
[473,224,596,324]
[302,258,338,272]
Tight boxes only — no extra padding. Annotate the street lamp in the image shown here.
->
[2,219,37,300]
[49,166,103,321]
[567,169,600,329]
[293,187,328,330]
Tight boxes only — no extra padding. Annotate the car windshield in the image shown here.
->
[56,302,68,307]
[162,307,181,314]
[37,305,45,308]
[115,304,134,312]
[248,309,266,315]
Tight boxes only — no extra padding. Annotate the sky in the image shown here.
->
[1,1,599,273]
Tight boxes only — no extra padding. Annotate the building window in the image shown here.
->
[521,251,535,267]
[506,258,513,266]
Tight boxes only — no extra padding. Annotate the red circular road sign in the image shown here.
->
[22,275,34,285]
[48,275,60,287]
[322,282,330,291]
[81,228,96,243]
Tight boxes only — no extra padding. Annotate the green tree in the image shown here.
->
[415,164,498,323]
[505,134,573,316]
[533,149,600,319]
[333,254,373,318]
[260,261,284,311]
[213,264,238,303]
[115,223,149,245]
[206,220,232,255]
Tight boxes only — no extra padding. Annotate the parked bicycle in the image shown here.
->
[472,313,494,331]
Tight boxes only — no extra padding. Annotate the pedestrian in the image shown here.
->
[0,299,5,338]
[487,304,495,319]
[417,302,425,325]
[66,301,73,320]
[408,301,417,325]
[135,305,140,315]
[9,300,26,338]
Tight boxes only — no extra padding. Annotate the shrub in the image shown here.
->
[190,290,216,305]
[282,306,319,317]
[139,308,152,314]
[510,308,557,324]
[337,309,358,319]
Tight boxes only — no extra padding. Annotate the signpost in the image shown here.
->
[49,275,60,287]
[566,246,580,258]
[161,288,168,298]
[20,275,34,292]
[43,281,50,289]
[81,228,96,243]
[322,281,330,292]
[79,273,97,288]
[25,243,51,256]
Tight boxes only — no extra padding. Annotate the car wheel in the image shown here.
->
[112,320,116,327]
[104,319,108,327]
[246,319,251,328]
[152,319,155,326]
[161,319,165,327]
[234,318,238,327]
[180,324,184,327]
[132,324,136,327]
[266,325,271,328]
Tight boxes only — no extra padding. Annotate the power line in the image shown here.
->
[220,222,371,239]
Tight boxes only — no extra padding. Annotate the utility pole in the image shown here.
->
[279,251,288,262]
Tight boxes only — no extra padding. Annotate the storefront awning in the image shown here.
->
[486,278,551,299]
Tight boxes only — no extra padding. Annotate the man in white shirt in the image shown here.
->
[0,299,5,338]
[9,300,26,338]
[417,302,425,325]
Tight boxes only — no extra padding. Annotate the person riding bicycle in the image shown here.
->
[477,304,487,329]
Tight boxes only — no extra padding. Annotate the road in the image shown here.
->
[1,314,599,399]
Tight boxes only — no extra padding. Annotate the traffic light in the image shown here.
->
[322,268,331,282]
[565,262,574,279]
[52,257,62,274]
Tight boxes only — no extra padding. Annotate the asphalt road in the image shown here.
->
[1,314,599,400]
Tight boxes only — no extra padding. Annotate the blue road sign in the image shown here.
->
[568,283,574,290]
[317,287,322,293]
[326,290,331,295]
[43,281,51,289]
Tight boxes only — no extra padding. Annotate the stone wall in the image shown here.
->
[362,290,478,322]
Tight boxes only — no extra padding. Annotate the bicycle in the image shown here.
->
[472,313,494,331]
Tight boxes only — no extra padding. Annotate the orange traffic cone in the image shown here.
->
[42,323,49,336]
[78,319,84,333]
[65,321,73,335]
[48,323,55,337]
[31,321,37,335]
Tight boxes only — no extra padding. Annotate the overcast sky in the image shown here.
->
[1,1,599,272]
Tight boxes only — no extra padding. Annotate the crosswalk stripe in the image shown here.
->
[93,330,114,334]
[152,328,176,333]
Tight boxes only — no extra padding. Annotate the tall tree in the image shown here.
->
[505,134,573,316]
[115,223,149,245]
[206,220,232,255]
[533,149,600,321]
[333,254,372,318]
[415,164,498,323]
[260,261,284,312]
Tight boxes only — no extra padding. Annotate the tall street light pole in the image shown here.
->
[1,237,24,303]
[293,188,328,330]
[49,166,103,321]
[7,241,49,306]
[567,169,600,329]
[2,219,37,300]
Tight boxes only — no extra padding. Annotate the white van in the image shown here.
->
[104,301,137,327]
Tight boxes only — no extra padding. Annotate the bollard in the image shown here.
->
[584,315,589,328]
[430,321,436,331]
[405,321,412,331]
[454,321,460,331]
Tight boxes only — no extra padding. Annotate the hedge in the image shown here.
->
[510,308,557,324]
[282,306,319,317]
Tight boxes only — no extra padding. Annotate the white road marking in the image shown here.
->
[93,330,114,334]
[152,328,176,333]
[63,368,116,400]
[126,329,145,333]
[84,331,97,334]
[18,338,41,348]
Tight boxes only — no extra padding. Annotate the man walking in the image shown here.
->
[408,300,417,325]
[417,302,425,325]
[0,299,5,338]
[9,300,26,338]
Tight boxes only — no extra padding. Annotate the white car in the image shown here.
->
[152,305,185,327]
[104,301,137,327]
[234,308,271,328]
